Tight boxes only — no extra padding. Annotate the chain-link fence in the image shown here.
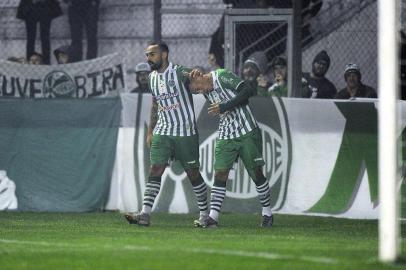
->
[161,0,379,97]
[0,0,224,93]
[303,0,377,94]
[0,0,394,96]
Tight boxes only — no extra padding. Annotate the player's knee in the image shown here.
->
[215,170,229,181]
[255,167,264,179]
[185,168,201,183]
[149,165,166,177]
[248,167,264,182]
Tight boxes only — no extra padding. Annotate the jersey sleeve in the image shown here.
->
[147,73,155,99]
[176,65,193,83]
[218,81,258,114]
[217,69,243,93]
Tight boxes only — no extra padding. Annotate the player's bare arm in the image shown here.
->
[147,98,158,147]
[208,103,221,116]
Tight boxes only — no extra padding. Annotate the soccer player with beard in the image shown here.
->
[124,41,208,226]
[188,69,274,228]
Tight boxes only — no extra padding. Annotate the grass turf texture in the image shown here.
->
[0,212,405,270]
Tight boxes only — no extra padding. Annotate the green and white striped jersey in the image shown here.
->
[148,63,197,136]
[205,69,258,140]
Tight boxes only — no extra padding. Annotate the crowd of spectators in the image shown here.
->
[11,0,99,65]
[203,0,381,100]
[4,0,383,99]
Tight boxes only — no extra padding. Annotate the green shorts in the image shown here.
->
[150,134,200,170]
[214,128,265,170]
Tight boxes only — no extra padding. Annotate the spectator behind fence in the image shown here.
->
[302,50,337,99]
[335,63,377,99]
[29,52,44,65]
[54,45,72,64]
[64,0,100,62]
[241,51,270,96]
[17,0,63,65]
[208,53,221,71]
[130,62,151,94]
[263,56,310,97]
[266,56,288,97]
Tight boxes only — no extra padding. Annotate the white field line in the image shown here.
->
[0,239,338,265]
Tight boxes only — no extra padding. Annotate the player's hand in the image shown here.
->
[274,73,285,86]
[189,69,204,79]
[257,74,268,88]
[208,103,221,116]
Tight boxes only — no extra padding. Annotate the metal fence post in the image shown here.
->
[291,0,302,97]
[153,0,162,42]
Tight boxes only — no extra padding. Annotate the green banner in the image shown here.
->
[0,98,121,211]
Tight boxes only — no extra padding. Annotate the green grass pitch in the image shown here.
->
[0,212,405,270]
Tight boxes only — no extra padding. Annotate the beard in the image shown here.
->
[243,76,254,82]
[312,65,326,78]
[148,60,163,71]
[243,71,259,82]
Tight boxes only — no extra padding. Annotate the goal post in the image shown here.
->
[378,0,401,262]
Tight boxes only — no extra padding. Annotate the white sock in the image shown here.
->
[262,206,273,217]
[141,205,152,215]
[200,210,208,218]
[209,210,219,221]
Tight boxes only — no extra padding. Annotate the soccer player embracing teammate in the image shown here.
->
[188,68,274,228]
[124,42,209,226]
[125,41,273,228]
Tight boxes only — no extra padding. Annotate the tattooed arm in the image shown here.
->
[147,98,158,147]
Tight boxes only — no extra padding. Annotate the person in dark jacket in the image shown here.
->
[302,50,337,99]
[130,62,151,94]
[17,0,62,64]
[64,0,100,62]
[335,63,377,99]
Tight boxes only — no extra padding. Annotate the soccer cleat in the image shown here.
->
[124,212,150,226]
[261,215,273,227]
[193,213,208,228]
[203,216,218,228]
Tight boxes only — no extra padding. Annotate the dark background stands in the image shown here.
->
[64,0,100,62]
[400,30,406,100]
[208,0,323,70]
[17,0,62,64]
